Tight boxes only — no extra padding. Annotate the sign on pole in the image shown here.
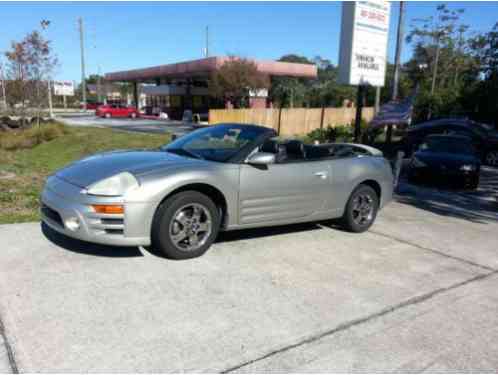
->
[338,1,391,87]
[53,81,75,96]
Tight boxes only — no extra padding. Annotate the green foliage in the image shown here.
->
[270,55,356,109]
[0,125,171,224]
[0,123,69,150]
[209,56,269,108]
[304,121,369,144]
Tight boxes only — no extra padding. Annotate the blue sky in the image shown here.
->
[1,1,497,82]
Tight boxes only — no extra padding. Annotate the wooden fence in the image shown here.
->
[209,107,375,136]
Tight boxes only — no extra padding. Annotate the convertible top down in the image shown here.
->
[41,123,394,259]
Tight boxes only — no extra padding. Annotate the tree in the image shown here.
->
[404,4,483,121]
[209,57,269,108]
[4,25,58,122]
[270,54,313,108]
[406,4,466,94]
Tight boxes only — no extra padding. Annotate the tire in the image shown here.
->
[485,150,498,167]
[341,184,379,233]
[105,112,112,119]
[467,175,479,190]
[130,112,137,119]
[151,191,221,260]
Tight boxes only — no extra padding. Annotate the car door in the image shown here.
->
[117,105,129,117]
[238,160,331,225]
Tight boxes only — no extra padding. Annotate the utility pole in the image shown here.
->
[97,64,102,103]
[79,17,87,111]
[392,1,405,101]
[430,37,440,95]
[205,26,209,58]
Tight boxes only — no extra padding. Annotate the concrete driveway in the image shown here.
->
[0,169,497,372]
[56,114,198,137]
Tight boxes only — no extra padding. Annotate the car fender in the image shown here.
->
[126,164,240,234]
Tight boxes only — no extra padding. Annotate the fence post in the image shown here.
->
[320,107,325,130]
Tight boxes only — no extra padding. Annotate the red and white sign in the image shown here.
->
[338,1,391,87]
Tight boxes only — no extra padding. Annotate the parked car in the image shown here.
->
[40,124,393,260]
[81,102,104,110]
[402,118,498,166]
[407,134,480,189]
[96,104,139,118]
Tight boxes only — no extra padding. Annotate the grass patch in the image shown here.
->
[0,125,171,224]
[0,123,70,151]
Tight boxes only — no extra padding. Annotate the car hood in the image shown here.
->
[414,151,480,168]
[56,149,200,188]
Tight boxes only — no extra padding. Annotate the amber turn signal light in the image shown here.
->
[91,205,124,214]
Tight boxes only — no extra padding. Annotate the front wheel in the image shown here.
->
[105,112,111,119]
[341,184,379,233]
[130,112,137,119]
[151,191,220,259]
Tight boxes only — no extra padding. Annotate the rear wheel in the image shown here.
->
[341,184,379,233]
[130,112,137,119]
[105,112,111,119]
[151,191,220,259]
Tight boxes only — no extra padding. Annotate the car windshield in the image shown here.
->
[162,124,268,162]
[420,138,476,155]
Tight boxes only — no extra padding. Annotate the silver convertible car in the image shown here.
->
[41,124,393,259]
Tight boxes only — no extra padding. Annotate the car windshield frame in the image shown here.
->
[161,124,275,163]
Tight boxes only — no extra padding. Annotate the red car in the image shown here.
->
[81,102,103,110]
[96,104,139,118]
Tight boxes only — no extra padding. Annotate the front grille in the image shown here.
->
[41,204,64,228]
[101,218,124,225]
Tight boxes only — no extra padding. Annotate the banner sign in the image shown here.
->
[53,81,75,96]
[338,1,391,87]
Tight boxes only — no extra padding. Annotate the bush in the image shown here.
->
[0,123,69,151]
[305,121,369,144]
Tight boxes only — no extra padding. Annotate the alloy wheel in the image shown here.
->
[351,193,374,226]
[168,203,212,252]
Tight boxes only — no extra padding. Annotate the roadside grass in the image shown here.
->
[0,124,171,224]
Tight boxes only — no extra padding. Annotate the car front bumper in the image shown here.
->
[408,167,479,186]
[40,176,152,247]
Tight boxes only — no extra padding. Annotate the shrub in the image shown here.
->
[305,121,369,144]
[0,123,69,151]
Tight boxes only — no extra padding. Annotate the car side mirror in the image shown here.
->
[246,152,276,165]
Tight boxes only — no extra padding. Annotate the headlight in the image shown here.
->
[411,157,427,168]
[460,164,476,172]
[85,172,139,196]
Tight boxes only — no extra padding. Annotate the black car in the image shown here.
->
[402,119,498,166]
[408,134,480,189]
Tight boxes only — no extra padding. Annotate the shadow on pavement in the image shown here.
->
[41,222,144,258]
[216,222,323,243]
[395,166,498,224]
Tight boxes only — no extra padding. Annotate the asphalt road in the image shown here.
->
[0,169,497,372]
[56,114,199,137]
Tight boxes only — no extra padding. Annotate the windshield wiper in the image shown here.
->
[165,148,204,160]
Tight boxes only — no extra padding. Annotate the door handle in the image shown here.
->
[314,171,328,179]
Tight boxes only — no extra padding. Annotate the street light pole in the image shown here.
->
[392,1,405,101]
